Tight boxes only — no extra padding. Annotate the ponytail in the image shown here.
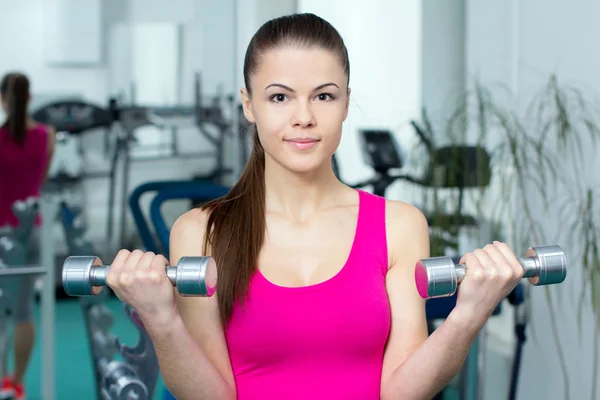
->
[201,127,265,326]
[0,73,30,146]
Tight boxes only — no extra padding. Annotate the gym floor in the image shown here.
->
[7,297,166,400]
[8,296,517,400]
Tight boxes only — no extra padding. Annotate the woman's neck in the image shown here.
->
[264,157,344,222]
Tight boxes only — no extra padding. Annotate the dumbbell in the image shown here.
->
[62,256,217,297]
[415,245,567,299]
[98,358,149,400]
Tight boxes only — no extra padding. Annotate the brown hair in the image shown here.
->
[1,73,30,146]
[201,13,350,325]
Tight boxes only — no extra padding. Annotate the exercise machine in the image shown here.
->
[128,180,229,256]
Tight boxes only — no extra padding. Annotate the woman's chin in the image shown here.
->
[285,159,332,176]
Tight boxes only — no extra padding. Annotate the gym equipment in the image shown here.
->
[98,358,148,400]
[60,204,95,259]
[10,197,39,243]
[61,255,217,297]
[128,180,229,255]
[340,125,491,229]
[0,265,47,277]
[149,182,229,258]
[88,304,118,360]
[81,295,159,400]
[415,244,567,299]
[31,100,113,186]
[86,303,159,400]
[333,129,407,196]
[106,73,238,250]
[31,73,237,254]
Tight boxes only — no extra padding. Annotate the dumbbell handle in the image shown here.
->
[453,256,540,284]
[88,265,178,287]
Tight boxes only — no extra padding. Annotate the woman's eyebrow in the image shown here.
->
[264,82,339,92]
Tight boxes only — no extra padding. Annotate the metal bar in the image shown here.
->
[0,266,46,277]
[120,133,132,249]
[40,196,57,400]
[128,151,214,162]
[106,132,121,254]
[232,0,241,181]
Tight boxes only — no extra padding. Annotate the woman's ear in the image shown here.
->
[344,88,351,120]
[240,88,256,123]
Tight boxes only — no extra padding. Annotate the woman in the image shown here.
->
[0,72,56,400]
[106,14,524,400]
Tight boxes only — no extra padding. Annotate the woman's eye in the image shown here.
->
[271,94,287,103]
[317,93,334,101]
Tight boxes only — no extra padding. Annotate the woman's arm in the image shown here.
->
[42,125,56,184]
[380,201,487,400]
[144,208,236,400]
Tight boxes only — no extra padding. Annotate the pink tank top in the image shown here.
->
[0,124,49,227]
[225,189,391,399]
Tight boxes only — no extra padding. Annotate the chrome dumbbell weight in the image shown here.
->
[62,256,217,297]
[415,245,567,299]
[98,358,149,400]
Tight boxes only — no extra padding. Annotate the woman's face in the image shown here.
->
[241,45,350,174]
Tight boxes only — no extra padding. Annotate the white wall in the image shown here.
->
[467,0,600,398]
[0,0,115,106]
[235,0,298,96]
[421,0,466,138]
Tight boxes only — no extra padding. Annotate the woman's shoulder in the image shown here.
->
[384,199,429,263]
[170,207,212,260]
[171,207,210,237]
[384,199,428,229]
[28,121,55,135]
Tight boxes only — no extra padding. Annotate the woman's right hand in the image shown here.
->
[105,249,178,326]
[453,241,524,327]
